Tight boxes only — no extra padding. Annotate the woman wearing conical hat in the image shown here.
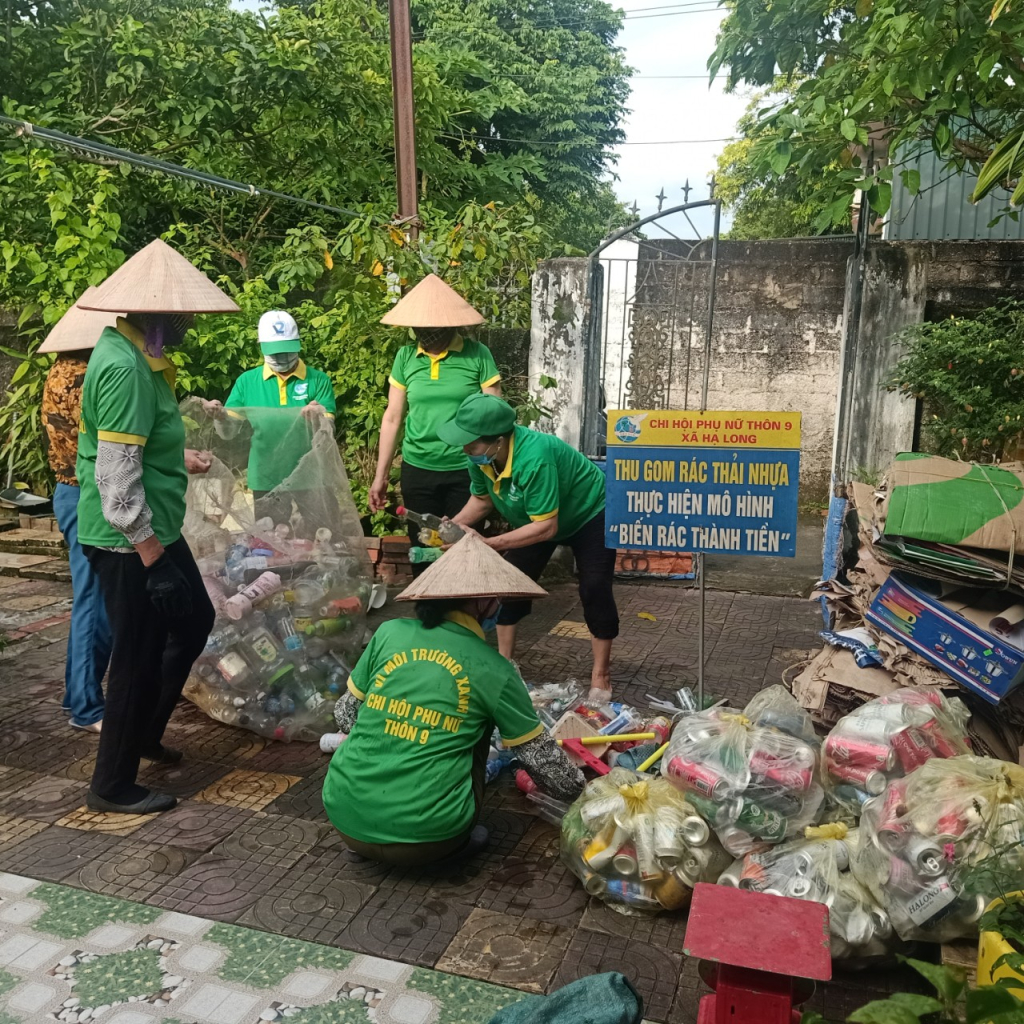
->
[322,532,584,866]
[75,239,240,815]
[370,275,502,573]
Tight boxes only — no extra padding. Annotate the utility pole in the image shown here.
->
[389,0,418,242]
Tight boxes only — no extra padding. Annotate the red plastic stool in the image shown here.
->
[683,883,832,1024]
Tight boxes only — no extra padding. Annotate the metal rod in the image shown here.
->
[389,0,418,242]
[696,200,722,712]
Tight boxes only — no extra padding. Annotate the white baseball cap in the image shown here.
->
[258,310,301,353]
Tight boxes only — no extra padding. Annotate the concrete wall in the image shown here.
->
[530,238,1024,503]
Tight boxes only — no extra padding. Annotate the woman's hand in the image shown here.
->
[368,476,389,513]
[185,449,213,474]
[201,399,227,420]
[301,400,326,421]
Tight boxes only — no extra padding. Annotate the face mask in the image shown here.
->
[468,442,499,466]
[266,353,299,374]
[141,313,192,356]
[478,599,500,632]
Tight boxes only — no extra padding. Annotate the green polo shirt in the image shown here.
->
[322,612,543,844]
[225,361,337,492]
[469,425,606,542]
[76,322,187,548]
[389,338,501,473]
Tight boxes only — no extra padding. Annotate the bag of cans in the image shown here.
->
[662,687,824,856]
[717,824,896,961]
[180,400,372,742]
[823,688,971,814]
[853,755,1024,943]
[560,769,731,915]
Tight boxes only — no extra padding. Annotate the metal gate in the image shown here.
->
[581,200,722,459]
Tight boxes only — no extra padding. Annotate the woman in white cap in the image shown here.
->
[323,532,584,866]
[202,310,336,523]
[369,275,501,571]
[76,239,240,815]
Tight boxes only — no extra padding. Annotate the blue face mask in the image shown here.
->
[468,442,498,466]
[480,611,500,632]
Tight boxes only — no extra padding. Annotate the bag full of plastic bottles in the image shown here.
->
[823,688,971,815]
[717,824,896,961]
[662,686,824,857]
[560,768,731,915]
[179,399,373,742]
[852,755,1024,943]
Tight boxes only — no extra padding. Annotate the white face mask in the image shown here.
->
[265,352,299,374]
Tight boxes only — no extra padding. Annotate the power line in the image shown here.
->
[440,130,736,146]
[624,7,721,17]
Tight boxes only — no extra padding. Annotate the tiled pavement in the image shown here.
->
[0,574,915,1023]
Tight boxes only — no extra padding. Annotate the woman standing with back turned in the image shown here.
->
[369,275,502,570]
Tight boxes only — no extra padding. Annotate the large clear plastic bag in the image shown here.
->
[179,400,372,741]
[560,769,731,915]
[662,686,824,856]
[853,756,1024,943]
[823,688,971,815]
[717,824,897,961]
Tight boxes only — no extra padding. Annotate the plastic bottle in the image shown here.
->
[395,507,464,544]
[408,547,443,565]
[239,625,286,673]
[305,617,350,637]
[224,571,283,620]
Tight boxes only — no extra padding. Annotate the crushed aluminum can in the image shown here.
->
[890,727,935,773]
[665,756,732,801]
[902,835,945,877]
[829,762,887,795]
[680,814,711,848]
[611,841,639,877]
[653,871,693,910]
[825,735,895,772]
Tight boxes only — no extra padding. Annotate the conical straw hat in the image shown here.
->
[396,531,547,601]
[38,288,121,353]
[380,273,484,328]
[78,239,240,314]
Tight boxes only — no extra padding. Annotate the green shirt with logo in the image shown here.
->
[389,338,501,473]
[77,325,188,548]
[322,612,542,844]
[469,425,606,541]
[225,361,337,492]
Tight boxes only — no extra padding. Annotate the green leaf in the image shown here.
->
[769,141,793,175]
[905,959,967,1005]
[855,0,873,14]
[848,999,923,1024]
[841,118,858,141]
[966,985,1024,1023]
[886,993,943,1015]
[900,169,922,195]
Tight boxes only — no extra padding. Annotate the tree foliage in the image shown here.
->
[710,0,1024,231]
[0,0,630,506]
[885,300,1024,462]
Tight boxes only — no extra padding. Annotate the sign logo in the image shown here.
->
[613,413,646,443]
[294,382,309,398]
[273,319,288,335]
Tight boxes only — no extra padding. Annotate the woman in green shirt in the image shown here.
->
[369,275,501,570]
[322,532,584,866]
[441,394,619,702]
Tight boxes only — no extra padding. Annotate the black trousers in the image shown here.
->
[399,462,471,576]
[85,538,215,799]
[497,509,619,640]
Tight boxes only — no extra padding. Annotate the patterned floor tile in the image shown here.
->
[337,889,473,968]
[0,813,49,853]
[162,719,267,765]
[239,864,377,944]
[579,898,689,951]
[436,908,573,993]
[478,821,589,924]
[150,856,288,923]
[70,841,200,901]
[209,811,325,869]
[54,805,153,836]
[263,768,330,820]
[194,769,301,812]
[406,968,525,1022]
[0,773,89,823]
[553,927,683,1021]
[242,738,329,777]
[132,800,255,851]
[0,826,125,882]
[136,757,233,799]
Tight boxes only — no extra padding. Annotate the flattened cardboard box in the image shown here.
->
[885,453,1024,555]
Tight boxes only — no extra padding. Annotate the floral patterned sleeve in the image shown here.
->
[94,439,155,545]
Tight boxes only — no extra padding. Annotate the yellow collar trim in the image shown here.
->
[262,359,307,382]
[479,430,515,493]
[445,610,485,640]
[116,317,176,390]
[415,335,464,359]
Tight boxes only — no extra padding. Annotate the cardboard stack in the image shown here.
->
[790,453,1024,763]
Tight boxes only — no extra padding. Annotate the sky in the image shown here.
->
[609,3,750,238]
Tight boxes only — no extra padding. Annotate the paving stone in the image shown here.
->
[55,805,153,837]
[161,719,267,766]
[242,738,328,776]
[436,908,573,993]
[72,840,200,900]
[580,897,689,950]
[135,758,233,799]
[209,811,324,869]
[263,768,329,820]
[0,813,49,853]
[132,800,255,851]
[337,889,473,968]
[478,821,588,925]
[194,769,301,812]
[150,856,287,922]
[240,864,377,944]
[553,927,682,1021]
[298,830,395,886]
[0,824,125,882]
[0,773,90,823]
